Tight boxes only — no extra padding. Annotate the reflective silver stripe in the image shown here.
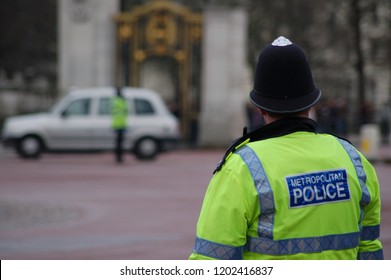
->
[337,138,371,237]
[236,146,275,239]
[337,138,371,206]
[193,237,243,260]
[361,225,380,241]
[357,249,384,260]
[246,232,360,255]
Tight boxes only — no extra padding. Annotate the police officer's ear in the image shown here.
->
[258,108,267,118]
[258,108,274,124]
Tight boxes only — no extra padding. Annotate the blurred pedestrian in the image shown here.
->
[190,36,383,260]
[111,87,128,163]
[359,100,375,126]
[379,101,391,144]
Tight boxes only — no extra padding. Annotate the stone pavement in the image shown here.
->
[0,147,390,260]
[0,148,222,260]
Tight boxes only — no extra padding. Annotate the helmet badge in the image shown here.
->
[271,36,292,47]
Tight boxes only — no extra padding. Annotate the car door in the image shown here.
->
[129,97,159,140]
[46,97,94,149]
[92,96,114,149]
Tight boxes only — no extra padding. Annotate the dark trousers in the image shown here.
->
[115,130,125,163]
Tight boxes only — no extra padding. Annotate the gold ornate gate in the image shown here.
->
[114,0,202,143]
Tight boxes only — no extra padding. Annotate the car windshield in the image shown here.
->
[49,95,73,114]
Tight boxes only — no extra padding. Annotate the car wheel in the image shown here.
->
[134,137,159,160]
[16,135,44,158]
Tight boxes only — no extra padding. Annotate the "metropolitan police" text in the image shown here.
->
[286,169,350,207]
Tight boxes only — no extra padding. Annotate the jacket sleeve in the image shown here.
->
[189,154,256,260]
[357,157,384,260]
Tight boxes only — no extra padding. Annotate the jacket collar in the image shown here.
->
[213,117,318,173]
[246,117,317,142]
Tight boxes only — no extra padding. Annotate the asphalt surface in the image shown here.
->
[0,147,390,260]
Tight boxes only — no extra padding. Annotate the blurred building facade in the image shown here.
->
[59,0,247,147]
[1,0,390,146]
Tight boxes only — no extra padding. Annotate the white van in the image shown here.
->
[1,87,180,160]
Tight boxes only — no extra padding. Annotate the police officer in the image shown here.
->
[111,87,128,163]
[190,36,383,260]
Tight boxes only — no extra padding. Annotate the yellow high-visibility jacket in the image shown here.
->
[111,96,128,130]
[190,118,383,260]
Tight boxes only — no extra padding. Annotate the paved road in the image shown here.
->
[0,148,390,259]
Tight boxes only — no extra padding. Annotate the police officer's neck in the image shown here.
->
[260,109,310,125]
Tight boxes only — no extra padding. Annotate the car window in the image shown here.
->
[98,97,111,115]
[134,98,155,115]
[99,97,133,115]
[63,98,91,116]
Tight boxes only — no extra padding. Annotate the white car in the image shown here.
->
[1,87,180,160]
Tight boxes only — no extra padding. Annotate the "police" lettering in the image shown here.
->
[286,169,350,207]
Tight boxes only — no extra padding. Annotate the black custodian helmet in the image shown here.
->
[249,36,321,113]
